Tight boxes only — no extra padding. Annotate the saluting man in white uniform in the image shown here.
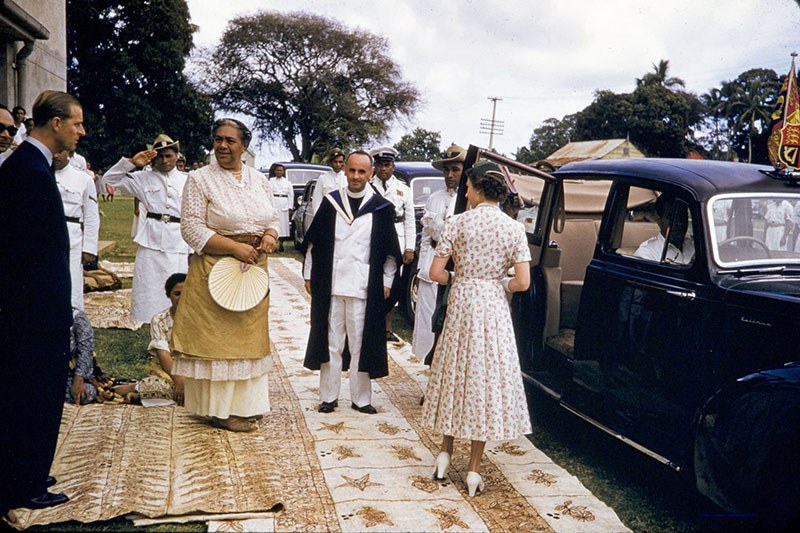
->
[269,163,291,252]
[54,149,100,310]
[412,144,465,361]
[311,148,346,214]
[369,146,415,341]
[104,134,190,323]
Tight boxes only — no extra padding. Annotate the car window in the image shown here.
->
[286,169,325,186]
[612,185,695,267]
[709,193,800,267]
[411,177,445,207]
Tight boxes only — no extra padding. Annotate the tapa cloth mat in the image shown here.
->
[98,260,135,278]
[9,257,629,532]
[84,288,143,330]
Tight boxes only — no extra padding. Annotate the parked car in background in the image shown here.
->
[455,145,800,528]
[292,178,316,249]
[261,162,331,237]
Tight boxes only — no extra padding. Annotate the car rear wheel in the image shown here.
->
[405,266,419,322]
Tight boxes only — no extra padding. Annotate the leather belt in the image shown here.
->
[273,194,288,197]
[766,222,785,228]
[65,216,81,224]
[393,216,404,223]
[147,212,181,223]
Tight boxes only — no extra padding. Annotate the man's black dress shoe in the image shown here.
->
[45,476,57,488]
[318,400,337,413]
[17,492,69,510]
[385,331,400,342]
[351,402,377,414]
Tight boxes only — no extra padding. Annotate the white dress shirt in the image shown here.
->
[311,169,346,214]
[418,188,456,282]
[371,175,415,252]
[104,157,191,254]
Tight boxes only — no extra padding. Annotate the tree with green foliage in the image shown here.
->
[707,68,780,163]
[515,114,577,164]
[572,62,704,158]
[394,128,441,161]
[199,11,420,162]
[67,0,214,169]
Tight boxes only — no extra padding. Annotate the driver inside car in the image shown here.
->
[634,193,695,265]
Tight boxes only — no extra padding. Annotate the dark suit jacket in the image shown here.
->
[0,141,72,332]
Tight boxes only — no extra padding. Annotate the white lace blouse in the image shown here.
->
[181,162,281,253]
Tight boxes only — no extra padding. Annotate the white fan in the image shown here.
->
[208,257,269,312]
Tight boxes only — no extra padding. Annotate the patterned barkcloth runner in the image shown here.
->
[7,257,629,532]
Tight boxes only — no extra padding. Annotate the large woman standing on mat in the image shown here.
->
[171,118,280,433]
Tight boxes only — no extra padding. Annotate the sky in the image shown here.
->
[184,0,800,167]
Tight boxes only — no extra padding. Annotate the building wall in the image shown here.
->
[604,140,645,160]
[0,1,67,110]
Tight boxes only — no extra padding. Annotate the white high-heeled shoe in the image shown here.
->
[466,471,485,497]
[433,451,450,480]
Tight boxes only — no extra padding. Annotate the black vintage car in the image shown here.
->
[457,146,800,527]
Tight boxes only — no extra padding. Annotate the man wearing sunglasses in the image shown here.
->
[0,105,18,167]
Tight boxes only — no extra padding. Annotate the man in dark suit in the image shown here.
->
[0,91,86,516]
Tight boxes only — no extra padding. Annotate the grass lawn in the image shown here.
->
[43,197,739,532]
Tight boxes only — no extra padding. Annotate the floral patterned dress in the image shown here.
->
[422,203,532,441]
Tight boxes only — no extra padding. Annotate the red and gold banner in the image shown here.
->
[767,56,800,170]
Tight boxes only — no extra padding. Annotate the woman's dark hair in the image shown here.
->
[212,118,252,148]
[269,163,285,177]
[467,167,507,202]
[164,272,187,297]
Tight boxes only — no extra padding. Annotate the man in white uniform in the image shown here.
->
[104,134,190,323]
[311,148,346,214]
[634,193,695,265]
[54,150,100,310]
[369,146,415,342]
[69,151,88,171]
[764,198,793,251]
[0,106,16,167]
[11,106,26,147]
[412,144,464,360]
[269,163,291,252]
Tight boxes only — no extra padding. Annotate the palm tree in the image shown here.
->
[727,79,778,162]
[636,59,686,89]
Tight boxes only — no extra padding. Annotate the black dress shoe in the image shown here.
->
[318,401,337,413]
[45,476,56,488]
[351,402,377,414]
[17,492,69,510]
[385,330,400,342]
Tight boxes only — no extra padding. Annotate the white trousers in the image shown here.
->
[68,240,84,310]
[412,278,437,359]
[320,295,372,407]
[131,246,188,323]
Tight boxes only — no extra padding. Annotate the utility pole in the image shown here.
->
[479,97,504,150]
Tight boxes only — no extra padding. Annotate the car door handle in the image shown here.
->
[665,290,695,300]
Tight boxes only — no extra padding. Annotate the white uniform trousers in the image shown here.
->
[68,238,84,310]
[765,226,787,251]
[131,246,188,323]
[412,278,437,359]
[321,295,372,407]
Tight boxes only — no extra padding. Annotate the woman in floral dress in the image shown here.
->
[422,161,532,497]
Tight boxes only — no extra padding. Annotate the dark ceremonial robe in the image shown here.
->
[0,140,72,510]
[303,188,401,379]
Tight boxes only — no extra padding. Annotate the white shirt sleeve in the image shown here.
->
[303,243,313,280]
[82,172,100,255]
[103,157,143,197]
[383,255,398,288]
[180,173,215,253]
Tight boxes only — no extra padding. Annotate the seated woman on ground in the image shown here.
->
[65,307,97,405]
[114,273,186,405]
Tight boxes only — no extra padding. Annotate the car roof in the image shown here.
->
[392,161,444,180]
[554,158,785,201]
[260,162,332,173]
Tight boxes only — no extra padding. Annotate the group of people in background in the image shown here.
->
[0,89,533,514]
